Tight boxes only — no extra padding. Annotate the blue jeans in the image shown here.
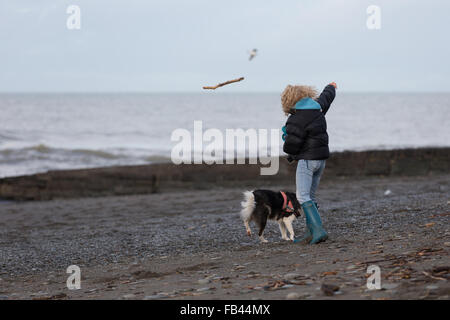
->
[296,160,326,204]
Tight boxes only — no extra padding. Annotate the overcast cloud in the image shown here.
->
[1,0,449,92]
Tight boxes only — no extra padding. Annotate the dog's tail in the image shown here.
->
[240,191,255,222]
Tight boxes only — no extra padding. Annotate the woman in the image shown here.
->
[281,82,337,244]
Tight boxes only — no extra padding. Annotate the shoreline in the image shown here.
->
[0,147,449,201]
[0,173,448,299]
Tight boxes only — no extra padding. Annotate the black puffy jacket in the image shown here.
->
[283,85,336,160]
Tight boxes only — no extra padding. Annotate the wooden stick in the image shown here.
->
[422,271,446,281]
[203,77,244,90]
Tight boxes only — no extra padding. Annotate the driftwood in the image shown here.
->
[203,77,244,90]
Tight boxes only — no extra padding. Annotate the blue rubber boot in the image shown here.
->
[302,201,328,244]
[293,202,318,244]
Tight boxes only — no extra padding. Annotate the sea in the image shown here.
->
[1,92,449,178]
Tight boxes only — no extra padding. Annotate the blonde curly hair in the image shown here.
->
[281,85,318,115]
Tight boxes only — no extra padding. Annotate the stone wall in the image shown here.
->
[0,148,448,201]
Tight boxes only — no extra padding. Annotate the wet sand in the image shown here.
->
[0,174,449,300]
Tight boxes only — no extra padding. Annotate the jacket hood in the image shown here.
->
[294,98,321,110]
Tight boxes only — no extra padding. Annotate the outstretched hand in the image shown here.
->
[329,82,337,89]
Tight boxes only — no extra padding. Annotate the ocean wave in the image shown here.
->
[0,132,21,142]
[0,144,170,165]
[0,144,132,159]
[1,92,449,178]
[0,145,172,178]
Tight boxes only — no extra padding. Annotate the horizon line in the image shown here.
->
[0,90,449,95]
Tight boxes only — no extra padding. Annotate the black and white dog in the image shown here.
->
[240,190,302,243]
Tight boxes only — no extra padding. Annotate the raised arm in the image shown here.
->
[316,83,337,115]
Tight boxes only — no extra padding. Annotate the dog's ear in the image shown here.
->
[287,192,301,207]
[287,192,302,216]
[287,192,299,202]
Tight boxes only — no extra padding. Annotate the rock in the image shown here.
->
[198,279,210,285]
[444,242,450,247]
[382,283,399,290]
[123,294,136,299]
[384,190,392,196]
[286,292,302,300]
[281,284,294,289]
[426,285,439,290]
[283,273,301,280]
[290,280,307,285]
[0,295,8,300]
[321,283,340,296]
[240,290,252,294]
[143,294,166,300]
[85,288,98,293]
[197,287,212,292]
[50,293,67,300]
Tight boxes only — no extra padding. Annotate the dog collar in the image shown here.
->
[280,191,295,215]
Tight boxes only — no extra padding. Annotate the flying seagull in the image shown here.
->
[248,48,258,61]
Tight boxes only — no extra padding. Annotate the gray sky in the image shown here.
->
[1,0,450,92]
